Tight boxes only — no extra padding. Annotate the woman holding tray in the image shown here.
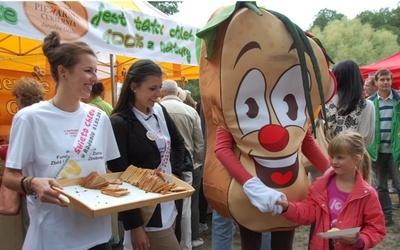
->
[3,31,120,250]
[107,59,185,250]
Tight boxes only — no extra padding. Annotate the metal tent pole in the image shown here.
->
[109,54,117,106]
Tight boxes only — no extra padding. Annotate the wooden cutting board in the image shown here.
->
[54,172,194,218]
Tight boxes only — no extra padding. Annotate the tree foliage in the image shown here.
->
[148,1,180,15]
[185,80,200,102]
[311,6,400,45]
[357,7,400,44]
[311,8,345,30]
[310,18,398,66]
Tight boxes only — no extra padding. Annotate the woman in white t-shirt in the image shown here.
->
[3,31,120,250]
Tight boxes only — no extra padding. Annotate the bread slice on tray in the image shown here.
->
[101,190,130,197]
[80,171,109,189]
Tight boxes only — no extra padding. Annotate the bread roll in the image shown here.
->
[328,227,339,232]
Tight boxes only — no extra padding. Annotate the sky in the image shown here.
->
[171,0,400,29]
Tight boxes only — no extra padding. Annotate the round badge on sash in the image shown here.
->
[146,131,156,141]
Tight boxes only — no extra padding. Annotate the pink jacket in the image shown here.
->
[282,171,386,250]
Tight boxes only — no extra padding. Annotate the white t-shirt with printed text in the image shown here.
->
[6,101,120,250]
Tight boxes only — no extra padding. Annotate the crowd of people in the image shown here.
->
[0,29,398,250]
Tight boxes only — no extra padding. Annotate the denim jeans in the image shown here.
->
[211,209,271,250]
[261,232,271,250]
[371,153,400,221]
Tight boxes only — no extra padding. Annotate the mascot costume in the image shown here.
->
[196,2,337,249]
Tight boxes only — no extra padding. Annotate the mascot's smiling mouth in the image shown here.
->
[253,153,299,188]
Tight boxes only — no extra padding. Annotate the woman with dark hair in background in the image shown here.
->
[82,81,113,116]
[325,59,375,146]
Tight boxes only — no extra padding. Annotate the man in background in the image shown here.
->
[161,79,204,249]
[367,68,400,226]
[364,75,378,98]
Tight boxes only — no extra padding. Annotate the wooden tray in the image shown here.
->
[54,172,194,218]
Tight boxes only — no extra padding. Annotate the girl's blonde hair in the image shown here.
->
[327,130,372,183]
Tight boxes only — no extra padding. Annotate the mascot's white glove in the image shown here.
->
[243,176,286,215]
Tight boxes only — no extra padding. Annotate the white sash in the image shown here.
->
[133,103,172,174]
[132,104,173,226]
[73,106,102,159]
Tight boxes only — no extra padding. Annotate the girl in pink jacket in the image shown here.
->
[278,131,386,249]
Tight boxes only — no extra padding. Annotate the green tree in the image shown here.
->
[185,79,200,102]
[357,7,400,44]
[149,1,181,15]
[310,18,398,66]
[311,8,345,30]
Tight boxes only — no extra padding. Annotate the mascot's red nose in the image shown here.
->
[258,124,289,152]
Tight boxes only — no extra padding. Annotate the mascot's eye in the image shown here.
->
[271,65,307,128]
[283,94,298,120]
[245,98,259,118]
[236,69,270,136]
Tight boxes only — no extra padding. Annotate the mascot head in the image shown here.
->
[197,2,336,231]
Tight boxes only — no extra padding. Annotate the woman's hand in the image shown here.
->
[32,177,67,207]
[3,168,66,206]
[130,226,150,250]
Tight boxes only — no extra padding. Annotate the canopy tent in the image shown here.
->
[360,52,400,90]
[0,1,200,141]
[0,33,199,81]
[0,34,199,80]
[0,1,200,80]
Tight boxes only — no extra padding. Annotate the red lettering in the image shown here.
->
[74,109,96,154]
[75,128,89,154]
[85,109,95,126]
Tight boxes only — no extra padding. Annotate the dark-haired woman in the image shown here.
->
[325,59,375,146]
[3,31,120,250]
[82,81,113,116]
[107,59,185,250]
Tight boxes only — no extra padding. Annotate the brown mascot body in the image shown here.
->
[197,2,336,249]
